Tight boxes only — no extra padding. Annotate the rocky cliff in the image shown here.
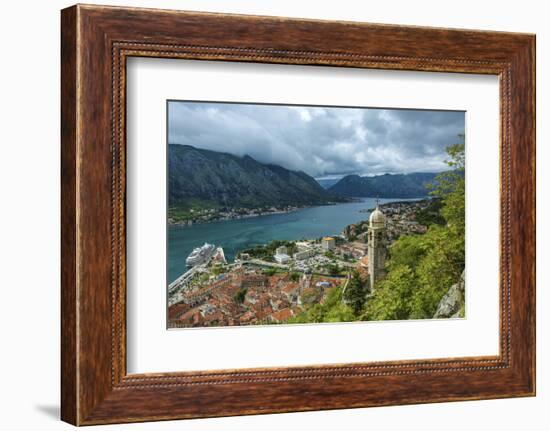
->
[433,270,465,318]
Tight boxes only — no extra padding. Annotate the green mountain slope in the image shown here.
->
[328,172,437,198]
[168,144,338,210]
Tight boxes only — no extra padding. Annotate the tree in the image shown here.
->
[411,138,466,318]
[234,288,247,304]
[289,272,300,282]
[409,225,463,318]
[414,198,445,226]
[288,138,466,324]
[386,234,428,271]
[327,263,341,276]
[430,137,465,236]
[364,138,466,321]
[343,271,367,316]
[324,303,356,322]
[288,284,354,324]
[363,265,416,321]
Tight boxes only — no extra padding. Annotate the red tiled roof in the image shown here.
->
[168,304,189,319]
[281,282,299,294]
[177,308,201,323]
[270,308,293,322]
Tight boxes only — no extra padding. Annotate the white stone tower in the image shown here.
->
[367,202,387,290]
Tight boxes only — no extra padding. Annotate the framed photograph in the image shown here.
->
[164,100,466,330]
[61,4,535,425]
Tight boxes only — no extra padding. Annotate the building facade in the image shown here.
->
[293,248,316,260]
[274,253,290,264]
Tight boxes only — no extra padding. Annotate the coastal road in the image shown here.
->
[245,259,289,270]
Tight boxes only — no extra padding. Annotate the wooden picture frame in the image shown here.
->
[61,4,535,425]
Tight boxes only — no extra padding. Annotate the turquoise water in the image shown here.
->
[167,197,414,283]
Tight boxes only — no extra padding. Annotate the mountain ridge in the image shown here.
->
[168,144,340,210]
[328,172,438,198]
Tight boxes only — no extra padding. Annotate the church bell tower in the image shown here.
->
[367,202,387,290]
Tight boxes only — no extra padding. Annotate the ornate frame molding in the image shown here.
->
[61,5,535,425]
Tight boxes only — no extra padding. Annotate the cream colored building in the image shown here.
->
[321,236,336,251]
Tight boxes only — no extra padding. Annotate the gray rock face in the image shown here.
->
[434,270,465,318]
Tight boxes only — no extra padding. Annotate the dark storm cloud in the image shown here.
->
[168,101,465,178]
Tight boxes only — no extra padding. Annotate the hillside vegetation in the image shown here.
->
[291,140,466,322]
[365,141,466,320]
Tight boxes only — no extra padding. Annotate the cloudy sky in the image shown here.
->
[168,101,464,179]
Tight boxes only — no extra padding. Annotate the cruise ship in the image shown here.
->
[185,243,216,267]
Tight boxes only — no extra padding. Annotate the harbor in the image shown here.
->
[168,199,433,327]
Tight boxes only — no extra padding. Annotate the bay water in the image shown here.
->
[167,197,415,283]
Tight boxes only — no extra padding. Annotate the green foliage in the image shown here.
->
[456,302,465,318]
[414,198,445,226]
[323,302,356,322]
[168,199,220,223]
[300,289,320,305]
[363,138,465,321]
[263,268,277,276]
[410,225,464,318]
[343,271,368,316]
[289,272,300,282]
[429,138,465,236]
[198,273,210,283]
[386,234,429,270]
[363,265,416,320]
[289,285,355,324]
[233,288,247,304]
[280,138,465,324]
[210,265,226,276]
[326,263,342,276]
[241,240,297,262]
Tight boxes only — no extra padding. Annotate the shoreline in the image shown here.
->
[168,200,357,227]
[167,198,434,326]
[168,206,303,227]
[168,198,431,283]
[358,196,430,213]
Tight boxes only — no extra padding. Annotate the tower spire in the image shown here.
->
[368,200,387,291]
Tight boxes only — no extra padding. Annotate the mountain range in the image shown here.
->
[168,144,339,209]
[169,145,439,210]
[327,172,437,198]
[316,178,341,189]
